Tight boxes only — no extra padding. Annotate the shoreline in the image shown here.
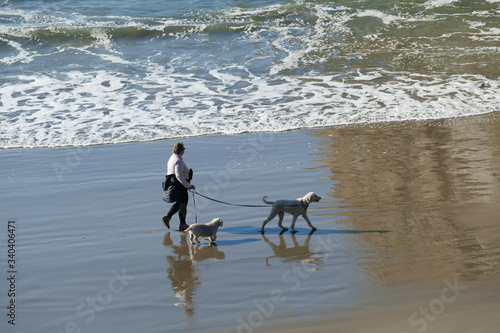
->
[2,110,498,151]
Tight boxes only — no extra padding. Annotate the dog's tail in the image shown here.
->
[180,225,193,234]
[262,196,274,205]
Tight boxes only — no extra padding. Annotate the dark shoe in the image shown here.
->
[162,216,171,229]
[179,223,189,231]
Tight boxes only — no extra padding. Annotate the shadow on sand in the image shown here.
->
[222,226,391,236]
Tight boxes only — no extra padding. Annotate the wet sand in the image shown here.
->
[1,113,499,333]
[259,279,500,333]
[245,112,500,333]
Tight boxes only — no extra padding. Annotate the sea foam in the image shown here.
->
[1,2,499,148]
[0,67,498,149]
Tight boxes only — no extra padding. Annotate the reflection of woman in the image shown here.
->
[163,233,199,317]
[162,232,226,317]
[162,142,194,231]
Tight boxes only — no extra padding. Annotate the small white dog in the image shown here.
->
[261,192,321,233]
[183,218,223,244]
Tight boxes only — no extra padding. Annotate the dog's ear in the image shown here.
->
[305,192,314,203]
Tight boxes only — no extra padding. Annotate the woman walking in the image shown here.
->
[162,142,194,231]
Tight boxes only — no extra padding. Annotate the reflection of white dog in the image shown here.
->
[261,192,321,233]
[183,218,223,244]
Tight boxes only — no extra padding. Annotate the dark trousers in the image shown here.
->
[167,197,188,225]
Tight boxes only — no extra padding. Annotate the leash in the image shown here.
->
[189,189,304,222]
[191,189,270,208]
[192,190,198,224]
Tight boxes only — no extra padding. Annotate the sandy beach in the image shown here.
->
[1,113,500,333]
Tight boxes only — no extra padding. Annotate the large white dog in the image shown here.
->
[260,192,321,233]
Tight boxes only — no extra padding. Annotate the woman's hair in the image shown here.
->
[172,142,185,154]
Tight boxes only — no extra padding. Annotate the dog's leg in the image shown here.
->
[210,235,217,242]
[189,232,195,244]
[277,212,288,232]
[290,214,299,233]
[261,210,278,233]
[302,213,317,231]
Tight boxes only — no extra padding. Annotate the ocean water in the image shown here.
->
[1,0,499,148]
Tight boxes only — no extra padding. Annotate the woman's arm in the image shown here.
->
[174,161,192,189]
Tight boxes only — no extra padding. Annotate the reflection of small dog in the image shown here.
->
[183,218,223,244]
[261,192,321,233]
[189,244,225,262]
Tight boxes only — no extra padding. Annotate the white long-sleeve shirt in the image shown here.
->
[167,153,192,189]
